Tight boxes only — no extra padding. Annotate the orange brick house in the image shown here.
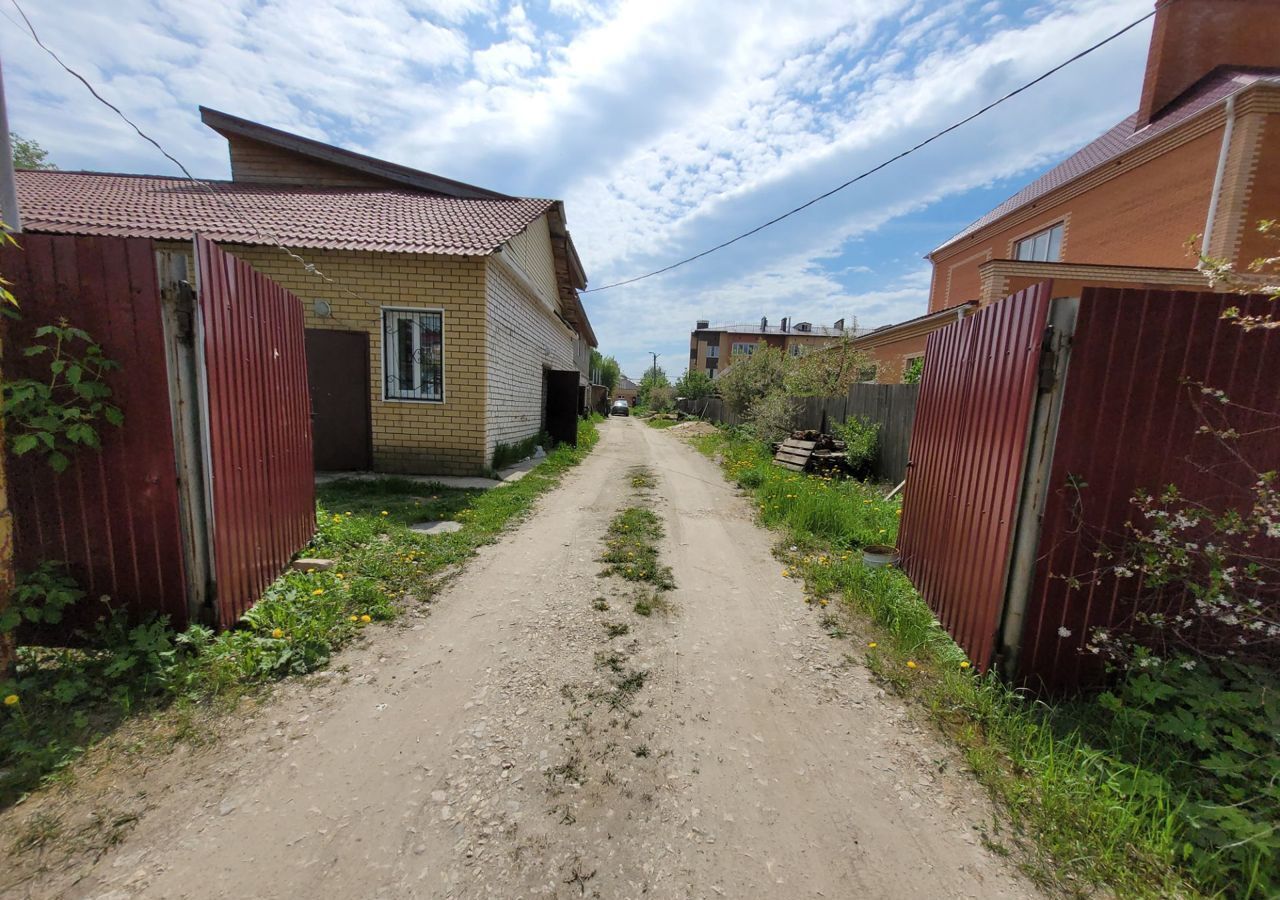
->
[861,0,1280,383]
[16,108,596,476]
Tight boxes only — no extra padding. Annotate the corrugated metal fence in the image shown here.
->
[897,284,1052,673]
[679,382,919,481]
[3,233,315,632]
[196,236,315,626]
[2,235,189,623]
[1016,287,1279,690]
[898,282,1279,690]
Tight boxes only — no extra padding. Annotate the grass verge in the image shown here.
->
[692,427,1205,898]
[0,418,601,808]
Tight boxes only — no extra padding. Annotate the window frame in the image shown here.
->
[705,344,720,359]
[380,306,446,404]
[730,342,756,356]
[1013,221,1065,263]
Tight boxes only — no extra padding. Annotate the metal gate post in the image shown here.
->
[997,296,1079,679]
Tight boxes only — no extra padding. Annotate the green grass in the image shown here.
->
[0,419,601,808]
[698,431,900,549]
[599,507,675,589]
[644,417,679,430]
[491,430,549,471]
[694,427,1202,898]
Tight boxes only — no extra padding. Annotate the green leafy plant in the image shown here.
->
[4,319,123,472]
[0,562,85,632]
[903,356,924,384]
[831,416,880,477]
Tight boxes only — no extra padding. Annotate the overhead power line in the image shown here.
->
[6,0,367,304]
[583,5,1159,293]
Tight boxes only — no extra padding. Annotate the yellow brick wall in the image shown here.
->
[162,240,490,475]
[484,254,576,461]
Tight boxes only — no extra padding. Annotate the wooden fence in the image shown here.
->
[678,382,919,482]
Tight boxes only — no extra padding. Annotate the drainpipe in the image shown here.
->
[1201,94,1236,259]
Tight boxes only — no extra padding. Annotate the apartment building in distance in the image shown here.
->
[689,316,847,377]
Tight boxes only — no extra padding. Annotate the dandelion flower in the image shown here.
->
[906,660,918,669]
[271,628,284,639]
[380,510,389,517]
[344,511,352,516]
[960,661,971,669]
[348,615,358,622]
[3,694,17,707]
[335,573,345,580]
[312,588,325,596]
[868,641,877,648]
[360,614,372,623]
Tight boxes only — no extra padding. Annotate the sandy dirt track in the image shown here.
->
[5,417,1040,899]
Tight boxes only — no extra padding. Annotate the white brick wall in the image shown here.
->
[484,255,575,461]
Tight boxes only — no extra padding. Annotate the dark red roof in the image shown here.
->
[15,170,554,255]
[933,68,1280,254]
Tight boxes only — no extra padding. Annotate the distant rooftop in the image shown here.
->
[694,321,849,337]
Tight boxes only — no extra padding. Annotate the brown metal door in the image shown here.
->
[544,370,580,447]
[305,329,372,471]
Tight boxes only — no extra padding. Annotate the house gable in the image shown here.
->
[225,134,394,189]
[200,106,513,200]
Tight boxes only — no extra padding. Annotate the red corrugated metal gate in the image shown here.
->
[2,235,188,624]
[900,282,1279,690]
[4,233,314,632]
[897,284,1053,672]
[195,236,315,626]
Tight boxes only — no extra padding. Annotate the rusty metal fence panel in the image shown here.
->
[1016,287,1280,690]
[196,236,315,627]
[897,284,1052,672]
[2,235,189,624]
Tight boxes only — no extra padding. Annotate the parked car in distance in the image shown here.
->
[610,399,631,416]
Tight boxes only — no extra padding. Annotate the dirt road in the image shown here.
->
[13,418,1039,899]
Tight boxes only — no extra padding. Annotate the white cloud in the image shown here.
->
[0,0,1155,382]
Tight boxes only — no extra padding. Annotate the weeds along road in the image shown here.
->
[28,417,1040,900]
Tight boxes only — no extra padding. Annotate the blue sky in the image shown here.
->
[2,0,1154,381]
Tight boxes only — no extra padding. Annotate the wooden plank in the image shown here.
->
[775,453,811,466]
[781,439,817,450]
[773,459,806,471]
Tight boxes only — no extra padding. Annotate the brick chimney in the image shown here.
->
[1136,0,1280,128]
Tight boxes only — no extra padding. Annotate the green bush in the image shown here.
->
[492,431,548,470]
[831,416,879,477]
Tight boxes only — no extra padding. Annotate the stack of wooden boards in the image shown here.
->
[772,430,850,474]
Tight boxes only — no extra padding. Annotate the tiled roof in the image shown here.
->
[934,68,1280,254]
[15,170,554,255]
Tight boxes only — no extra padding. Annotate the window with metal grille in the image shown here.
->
[382,308,444,402]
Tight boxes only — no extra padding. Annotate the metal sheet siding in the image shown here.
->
[1,235,189,624]
[196,237,315,626]
[1018,288,1279,691]
[898,284,1052,671]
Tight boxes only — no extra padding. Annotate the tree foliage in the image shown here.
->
[674,368,715,401]
[11,133,55,171]
[590,349,620,392]
[636,366,670,409]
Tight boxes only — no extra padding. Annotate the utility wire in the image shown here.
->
[584,5,1158,293]
[6,0,367,304]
